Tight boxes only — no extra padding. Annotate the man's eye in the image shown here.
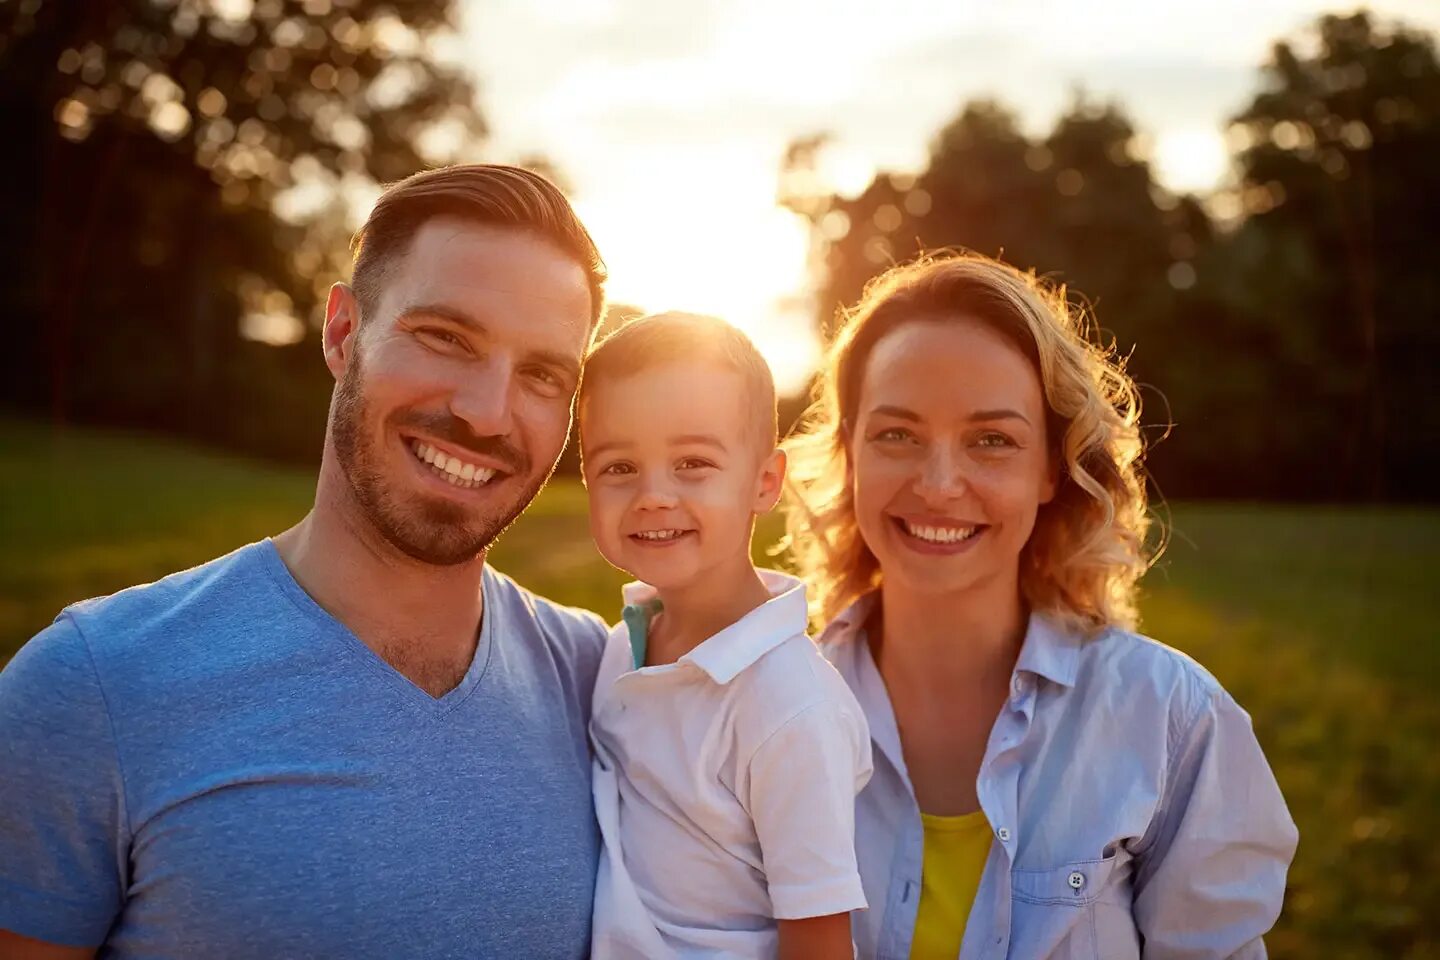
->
[419,328,465,348]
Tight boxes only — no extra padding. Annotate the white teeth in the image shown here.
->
[903,520,977,544]
[634,529,687,541]
[410,441,498,488]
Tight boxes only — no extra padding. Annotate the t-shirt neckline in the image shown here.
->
[254,537,495,715]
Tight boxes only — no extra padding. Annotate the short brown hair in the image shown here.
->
[578,311,778,455]
[351,164,607,326]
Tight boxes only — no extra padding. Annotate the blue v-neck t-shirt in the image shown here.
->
[0,540,607,958]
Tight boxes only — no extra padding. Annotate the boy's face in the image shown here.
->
[580,360,784,591]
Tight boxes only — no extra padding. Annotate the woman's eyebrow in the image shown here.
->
[868,404,921,422]
[971,408,1031,425]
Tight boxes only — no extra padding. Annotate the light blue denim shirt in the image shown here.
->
[821,594,1298,960]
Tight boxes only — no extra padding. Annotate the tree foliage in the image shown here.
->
[786,11,1439,501]
[0,0,484,458]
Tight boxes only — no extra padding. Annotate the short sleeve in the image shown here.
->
[1132,685,1298,958]
[744,699,873,920]
[0,614,129,946]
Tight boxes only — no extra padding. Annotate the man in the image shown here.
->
[0,165,611,958]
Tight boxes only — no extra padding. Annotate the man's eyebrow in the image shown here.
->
[532,348,581,383]
[400,302,579,380]
[398,302,486,331]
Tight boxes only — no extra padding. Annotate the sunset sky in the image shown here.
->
[461,0,1440,393]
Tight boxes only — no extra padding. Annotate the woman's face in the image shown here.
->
[849,317,1057,602]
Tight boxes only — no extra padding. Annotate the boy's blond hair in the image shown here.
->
[578,312,778,457]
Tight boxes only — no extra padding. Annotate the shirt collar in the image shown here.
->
[619,570,809,685]
[1013,611,1081,689]
[818,590,1080,690]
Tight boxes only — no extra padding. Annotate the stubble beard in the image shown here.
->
[329,354,553,566]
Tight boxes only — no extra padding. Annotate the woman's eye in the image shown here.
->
[600,462,636,477]
[976,432,1016,449]
[873,427,915,443]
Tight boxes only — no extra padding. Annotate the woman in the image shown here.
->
[783,254,1297,959]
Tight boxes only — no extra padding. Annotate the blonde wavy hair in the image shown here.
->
[782,252,1153,636]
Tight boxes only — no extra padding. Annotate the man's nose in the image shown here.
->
[449,357,516,438]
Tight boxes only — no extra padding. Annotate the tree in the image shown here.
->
[783,96,1208,492]
[1219,10,1440,499]
[0,0,485,459]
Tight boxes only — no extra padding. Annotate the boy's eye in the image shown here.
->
[677,457,716,471]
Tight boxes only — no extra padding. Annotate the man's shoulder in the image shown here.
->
[483,565,609,663]
[57,540,278,657]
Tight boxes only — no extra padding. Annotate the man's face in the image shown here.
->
[327,218,593,566]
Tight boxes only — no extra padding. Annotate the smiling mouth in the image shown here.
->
[408,439,501,490]
[629,528,694,544]
[891,516,985,545]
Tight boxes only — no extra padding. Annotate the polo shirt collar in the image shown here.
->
[619,570,809,685]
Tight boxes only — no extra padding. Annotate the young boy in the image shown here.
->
[578,313,872,959]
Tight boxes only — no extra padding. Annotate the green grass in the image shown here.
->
[2,418,1437,957]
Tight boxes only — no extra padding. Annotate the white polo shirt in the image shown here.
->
[589,570,873,959]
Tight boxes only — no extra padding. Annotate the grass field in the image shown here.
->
[2,417,1438,958]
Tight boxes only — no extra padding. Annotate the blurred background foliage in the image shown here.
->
[3,4,1437,501]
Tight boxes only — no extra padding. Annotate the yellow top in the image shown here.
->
[908,809,993,960]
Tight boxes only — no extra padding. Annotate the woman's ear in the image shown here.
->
[754,447,788,513]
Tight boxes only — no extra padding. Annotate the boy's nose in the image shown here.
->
[633,477,680,511]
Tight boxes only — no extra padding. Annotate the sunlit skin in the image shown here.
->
[581,361,782,659]
[580,361,853,957]
[273,218,593,698]
[850,317,1057,816]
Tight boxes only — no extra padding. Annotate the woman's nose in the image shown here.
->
[912,445,968,503]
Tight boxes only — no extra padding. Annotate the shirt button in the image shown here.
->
[1012,676,1025,697]
[997,827,1012,842]
[1068,871,1086,890]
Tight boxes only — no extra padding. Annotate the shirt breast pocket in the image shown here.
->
[1008,852,1139,960]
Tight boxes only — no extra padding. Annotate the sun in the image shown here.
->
[572,162,820,397]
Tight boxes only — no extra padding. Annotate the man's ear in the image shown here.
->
[753,447,787,514]
[323,283,361,381]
